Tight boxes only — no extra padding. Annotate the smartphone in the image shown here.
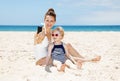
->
[37,26,42,34]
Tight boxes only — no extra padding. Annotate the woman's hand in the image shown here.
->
[34,28,46,44]
[38,31,45,38]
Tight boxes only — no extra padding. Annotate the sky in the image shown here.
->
[0,0,120,25]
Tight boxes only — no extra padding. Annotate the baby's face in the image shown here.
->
[52,31,62,42]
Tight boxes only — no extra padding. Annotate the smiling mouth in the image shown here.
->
[53,38,56,39]
[53,38,58,40]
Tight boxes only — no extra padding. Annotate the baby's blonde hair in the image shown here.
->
[52,26,64,39]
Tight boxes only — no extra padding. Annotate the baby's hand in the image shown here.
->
[45,65,51,73]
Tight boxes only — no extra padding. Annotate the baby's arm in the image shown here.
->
[46,43,53,65]
[45,43,53,72]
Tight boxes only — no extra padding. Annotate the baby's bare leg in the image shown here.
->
[65,60,77,69]
[53,60,62,71]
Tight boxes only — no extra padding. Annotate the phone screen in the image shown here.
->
[37,26,42,34]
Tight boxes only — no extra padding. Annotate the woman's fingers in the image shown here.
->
[38,32,45,38]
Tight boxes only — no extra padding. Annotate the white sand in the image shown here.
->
[0,31,120,81]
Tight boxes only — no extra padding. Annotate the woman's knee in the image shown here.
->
[66,43,72,49]
[66,43,71,46]
[36,57,46,65]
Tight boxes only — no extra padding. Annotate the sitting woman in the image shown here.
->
[34,8,101,67]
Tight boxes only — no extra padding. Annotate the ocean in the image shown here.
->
[0,25,120,32]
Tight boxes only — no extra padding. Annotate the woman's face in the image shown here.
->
[44,15,56,29]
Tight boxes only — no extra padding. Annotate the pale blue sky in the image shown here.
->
[0,0,120,25]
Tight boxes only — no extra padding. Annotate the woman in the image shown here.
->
[34,8,101,66]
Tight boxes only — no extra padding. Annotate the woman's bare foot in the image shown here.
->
[91,56,101,62]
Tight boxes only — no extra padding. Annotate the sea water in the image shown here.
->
[0,25,120,32]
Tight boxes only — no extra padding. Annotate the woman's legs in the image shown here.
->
[66,43,101,68]
[36,43,84,66]
[36,57,52,66]
[66,43,84,58]
[36,57,46,65]
[67,43,101,61]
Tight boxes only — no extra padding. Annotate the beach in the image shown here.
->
[0,31,120,81]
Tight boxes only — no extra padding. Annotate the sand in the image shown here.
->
[0,31,120,81]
